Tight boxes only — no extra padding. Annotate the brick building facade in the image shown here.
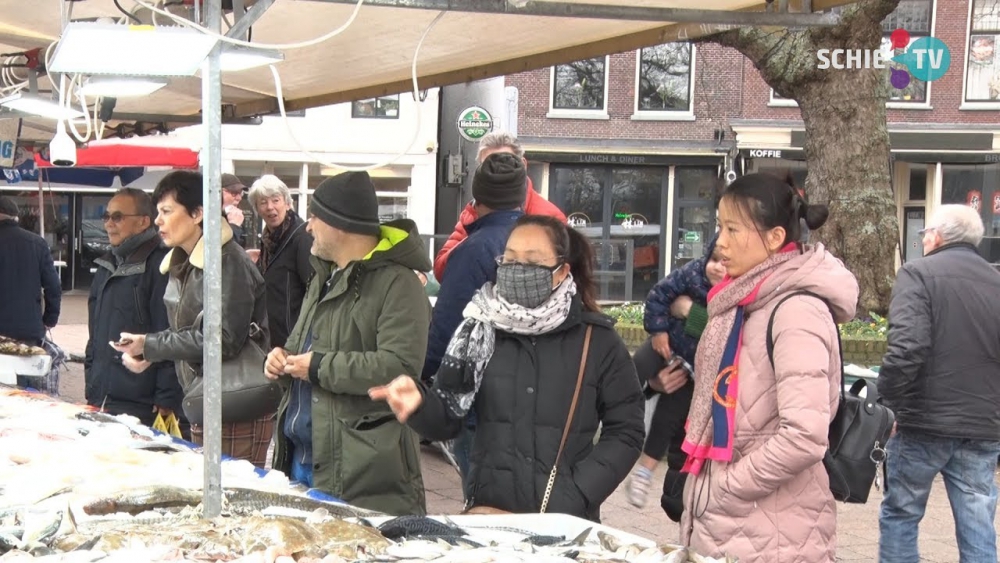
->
[504,0,1000,300]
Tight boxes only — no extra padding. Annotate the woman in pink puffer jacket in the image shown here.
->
[679,173,859,563]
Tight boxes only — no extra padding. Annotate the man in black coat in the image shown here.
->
[84,188,184,430]
[0,196,61,345]
[878,204,1000,563]
[248,175,313,348]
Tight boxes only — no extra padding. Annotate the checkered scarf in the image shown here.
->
[433,275,577,419]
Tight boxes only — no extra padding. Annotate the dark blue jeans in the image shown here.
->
[878,430,1000,563]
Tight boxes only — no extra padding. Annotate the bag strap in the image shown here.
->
[765,290,845,402]
[540,324,593,513]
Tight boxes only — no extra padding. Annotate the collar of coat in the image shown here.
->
[96,231,161,274]
[158,220,234,274]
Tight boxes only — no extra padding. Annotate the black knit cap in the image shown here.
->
[472,152,526,211]
[0,196,18,217]
[309,171,381,236]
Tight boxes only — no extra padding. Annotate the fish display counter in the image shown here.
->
[0,387,736,563]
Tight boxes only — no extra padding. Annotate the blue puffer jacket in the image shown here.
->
[642,234,717,365]
[423,210,523,382]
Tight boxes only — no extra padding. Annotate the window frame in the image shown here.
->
[351,95,401,119]
[547,55,611,120]
[961,0,1000,108]
[631,43,697,121]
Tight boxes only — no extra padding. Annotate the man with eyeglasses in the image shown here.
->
[0,195,61,347]
[84,188,185,434]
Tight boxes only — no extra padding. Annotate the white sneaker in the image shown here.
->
[627,467,653,508]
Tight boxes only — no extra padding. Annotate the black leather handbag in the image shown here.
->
[767,291,896,504]
[182,319,283,426]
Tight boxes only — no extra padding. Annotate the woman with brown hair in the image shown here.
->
[113,170,275,467]
[370,214,645,521]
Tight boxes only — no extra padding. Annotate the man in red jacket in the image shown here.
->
[433,131,566,280]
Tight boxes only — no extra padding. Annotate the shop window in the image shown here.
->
[527,162,545,193]
[635,43,694,114]
[673,167,719,270]
[908,166,927,201]
[352,95,400,118]
[966,0,1000,102]
[941,163,1000,264]
[612,168,665,300]
[373,177,410,222]
[550,166,605,237]
[550,57,608,113]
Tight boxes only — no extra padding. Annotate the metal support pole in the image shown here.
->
[226,0,276,40]
[201,0,224,520]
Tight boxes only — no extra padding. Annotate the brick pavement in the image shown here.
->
[50,294,999,561]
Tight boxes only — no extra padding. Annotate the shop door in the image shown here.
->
[672,167,719,270]
[73,194,112,289]
[903,207,925,263]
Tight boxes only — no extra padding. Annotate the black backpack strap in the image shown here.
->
[765,290,846,401]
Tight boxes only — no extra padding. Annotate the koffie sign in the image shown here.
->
[457,106,494,142]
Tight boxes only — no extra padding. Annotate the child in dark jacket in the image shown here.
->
[626,234,725,520]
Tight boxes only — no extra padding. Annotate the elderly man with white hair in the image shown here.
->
[248,174,314,348]
[878,204,1000,563]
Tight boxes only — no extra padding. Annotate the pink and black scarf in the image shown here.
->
[681,243,799,475]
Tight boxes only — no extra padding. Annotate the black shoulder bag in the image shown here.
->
[766,291,895,504]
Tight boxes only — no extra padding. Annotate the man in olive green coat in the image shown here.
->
[265,171,431,516]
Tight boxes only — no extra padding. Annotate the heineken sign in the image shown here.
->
[457,106,493,142]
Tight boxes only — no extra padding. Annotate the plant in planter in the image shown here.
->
[839,311,888,340]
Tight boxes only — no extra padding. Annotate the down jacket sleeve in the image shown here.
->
[433,204,477,281]
[423,242,495,380]
[644,257,706,334]
[725,297,837,502]
[572,330,645,507]
[307,271,430,395]
[878,265,932,410]
[406,381,464,442]
[144,250,259,363]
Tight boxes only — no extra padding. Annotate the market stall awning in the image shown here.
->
[0,0,855,142]
[33,140,200,168]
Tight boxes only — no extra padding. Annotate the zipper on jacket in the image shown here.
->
[132,286,146,325]
[286,271,293,332]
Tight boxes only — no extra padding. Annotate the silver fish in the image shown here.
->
[81,486,202,516]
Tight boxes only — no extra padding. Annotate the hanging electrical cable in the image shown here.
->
[268,10,445,172]
[131,0,366,50]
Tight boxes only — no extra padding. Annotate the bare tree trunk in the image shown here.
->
[703,0,901,314]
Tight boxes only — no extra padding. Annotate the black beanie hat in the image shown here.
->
[0,196,18,217]
[309,171,381,236]
[472,152,526,211]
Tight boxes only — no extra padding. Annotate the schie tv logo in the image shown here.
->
[817,29,951,89]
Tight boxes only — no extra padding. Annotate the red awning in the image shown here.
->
[35,143,200,168]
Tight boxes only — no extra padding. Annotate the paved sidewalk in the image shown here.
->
[49,294,999,561]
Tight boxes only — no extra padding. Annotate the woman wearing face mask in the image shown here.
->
[370,215,645,521]
[680,173,858,563]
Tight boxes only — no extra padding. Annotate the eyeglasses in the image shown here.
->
[495,256,563,272]
[102,212,144,224]
[918,227,936,235]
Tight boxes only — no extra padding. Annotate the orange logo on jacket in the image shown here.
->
[713,366,738,409]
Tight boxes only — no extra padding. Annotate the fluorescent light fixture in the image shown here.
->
[220,45,284,72]
[79,76,169,97]
[50,22,218,76]
[0,92,85,120]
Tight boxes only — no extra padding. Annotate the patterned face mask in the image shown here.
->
[495,262,561,309]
